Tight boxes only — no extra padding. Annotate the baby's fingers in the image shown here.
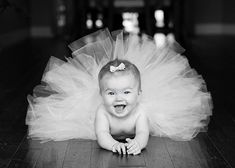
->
[127,145,137,154]
[116,145,121,154]
[112,142,118,153]
[133,148,141,155]
[120,144,126,155]
[128,147,141,155]
[127,144,135,152]
[126,141,135,149]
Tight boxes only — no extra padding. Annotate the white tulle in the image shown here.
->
[26,29,212,142]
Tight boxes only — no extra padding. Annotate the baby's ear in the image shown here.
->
[137,90,142,101]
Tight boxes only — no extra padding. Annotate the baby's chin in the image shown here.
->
[113,112,129,118]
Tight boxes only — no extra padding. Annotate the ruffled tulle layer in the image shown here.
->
[26,29,212,142]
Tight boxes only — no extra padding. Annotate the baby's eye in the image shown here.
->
[124,91,131,94]
[108,91,115,95]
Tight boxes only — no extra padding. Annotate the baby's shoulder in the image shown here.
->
[96,104,109,117]
[135,103,146,116]
[132,104,148,123]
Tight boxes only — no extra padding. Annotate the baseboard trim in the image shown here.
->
[195,23,235,35]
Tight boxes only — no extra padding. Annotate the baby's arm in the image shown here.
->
[135,113,149,149]
[95,107,126,154]
[126,113,149,155]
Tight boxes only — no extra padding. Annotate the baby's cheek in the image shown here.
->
[103,96,114,105]
[128,95,139,104]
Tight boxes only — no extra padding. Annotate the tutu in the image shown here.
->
[26,29,212,142]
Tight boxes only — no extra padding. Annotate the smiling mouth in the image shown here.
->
[114,104,126,113]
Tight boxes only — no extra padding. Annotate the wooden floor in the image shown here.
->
[0,122,234,168]
[0,36,235,168]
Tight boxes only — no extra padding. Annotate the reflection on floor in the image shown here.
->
[0,35,234,168]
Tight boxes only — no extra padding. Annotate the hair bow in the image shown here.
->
[110,63,125,72]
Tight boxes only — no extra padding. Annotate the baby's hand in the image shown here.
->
[125,138,141,155]
[112,142,126,155]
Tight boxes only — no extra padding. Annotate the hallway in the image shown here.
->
[0,34,234,167]
[0,0,235,167]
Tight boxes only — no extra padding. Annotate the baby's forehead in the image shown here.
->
[102,71,136,81]
[100,72,139,89]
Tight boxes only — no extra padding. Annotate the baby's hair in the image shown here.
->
[98,59,141,90]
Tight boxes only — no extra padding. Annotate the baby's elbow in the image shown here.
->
[142,136,149,149]
[143,137,149,149]
[136,131,149,149]
[96,132,102,143]
[97,138,103,148]
[96,131,107,148]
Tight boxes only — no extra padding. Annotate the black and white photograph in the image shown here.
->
[0,0,234,167]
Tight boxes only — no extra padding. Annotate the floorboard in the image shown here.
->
[0,145,19,168]
[143,137,174,168]
[91,142,146,168]
[188,133,231,168]
[5,133,233,168]
[206,114,235,168]
[63,140,92,168]
[164,138,202,168]
[34,141,68,168]
[8,147,41,168]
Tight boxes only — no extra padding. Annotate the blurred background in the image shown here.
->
[0,0,235,129]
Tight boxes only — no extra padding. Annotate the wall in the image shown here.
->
[0,0,30,48]
[183,0,235,115]
[30,0,54,37]
[193,0,235,35]
[0,0,55,49]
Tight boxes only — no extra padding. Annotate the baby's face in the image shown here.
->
[100,73,141,118]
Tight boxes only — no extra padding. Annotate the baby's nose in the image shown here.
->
[115,93,124,101]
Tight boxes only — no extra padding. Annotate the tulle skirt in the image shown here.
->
[26,29,212,142]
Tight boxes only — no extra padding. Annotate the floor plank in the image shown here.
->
[34,141,68,168]
[0,145,19,168]
[8,148,41,168]
[3,133,234,168]
[91,146,146,168]
[164,138,202,168]
[188,133,231,168]
[206,115,235,168]
[63,139,92,168]
[143,137,174,168]
[7,136,44,168]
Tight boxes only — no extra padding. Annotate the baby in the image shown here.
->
[95,59,149,155]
